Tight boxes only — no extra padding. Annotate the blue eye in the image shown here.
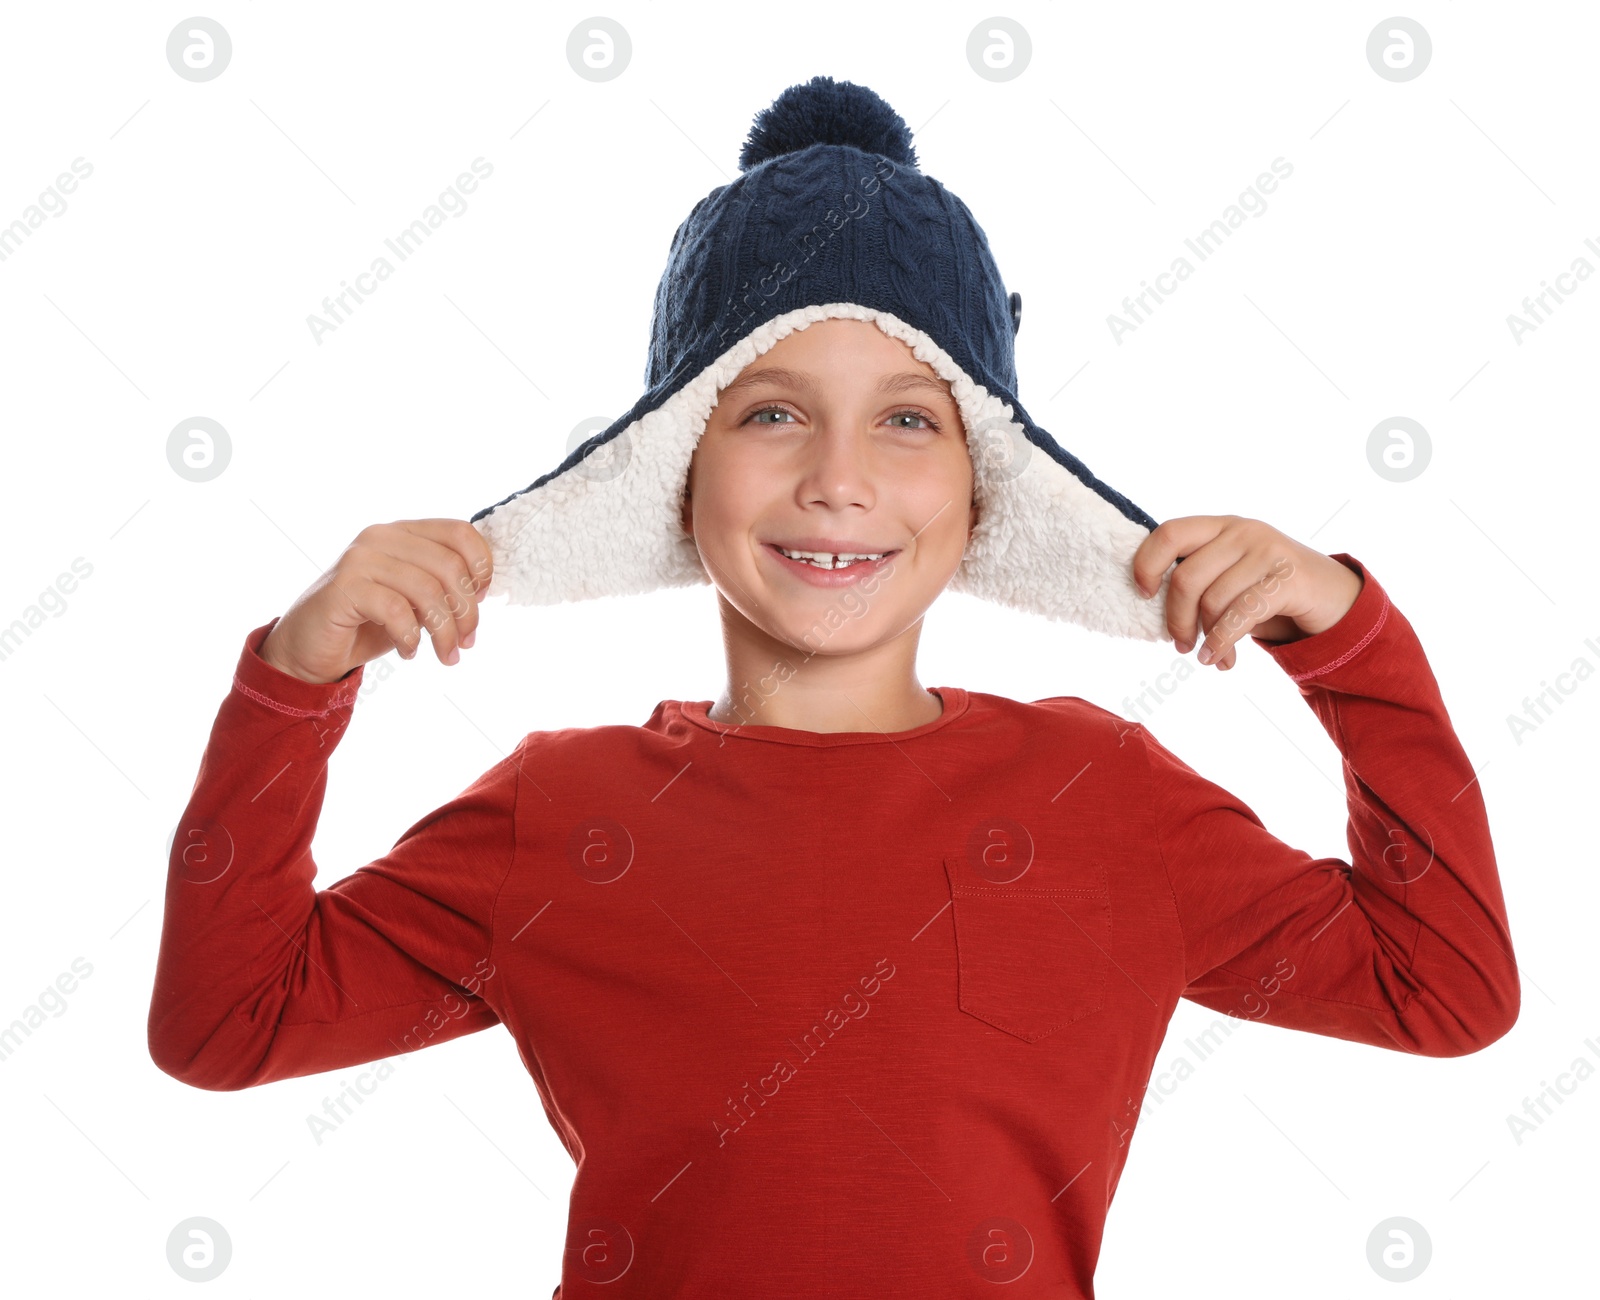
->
[743,405,941,431]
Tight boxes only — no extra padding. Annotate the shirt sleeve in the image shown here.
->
[147,617,522,1091]
[1141,553,1520,1057]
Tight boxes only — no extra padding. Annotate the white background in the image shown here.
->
[1,3,1593,1295]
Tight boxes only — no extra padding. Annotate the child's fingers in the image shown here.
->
[395,520,494,604]
[343,572,426,661]
[361,523,489,651]
[1195,559,1283,667]
[1161,547,1236,654]
[359,554,471,664]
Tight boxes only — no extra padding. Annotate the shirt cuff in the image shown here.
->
[231,617,366,719]
[1248,553,1392,685]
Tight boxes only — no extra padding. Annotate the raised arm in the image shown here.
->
[147,618,522,1089]
[1142,554,1519,1056]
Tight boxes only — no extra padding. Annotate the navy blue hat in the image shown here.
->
[471,74,1172,640]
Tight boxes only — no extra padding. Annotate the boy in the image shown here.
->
[148,76,1518,1297]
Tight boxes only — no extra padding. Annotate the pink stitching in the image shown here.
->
[232,674,359,718]
[1283,589,1390,683]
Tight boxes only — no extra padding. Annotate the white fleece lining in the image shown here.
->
[473,302,1173,641]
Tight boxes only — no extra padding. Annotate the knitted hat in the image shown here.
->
[470,74,1173,641]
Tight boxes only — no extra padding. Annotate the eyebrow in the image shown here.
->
[717,365,952,403]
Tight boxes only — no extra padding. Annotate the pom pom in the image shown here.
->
[738,75,919,173]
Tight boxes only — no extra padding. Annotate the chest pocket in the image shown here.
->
[943,854,1112,1043]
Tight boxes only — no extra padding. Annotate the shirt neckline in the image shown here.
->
[673,686,970,747]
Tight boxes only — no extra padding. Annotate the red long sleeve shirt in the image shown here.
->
[148,552,1519,1298]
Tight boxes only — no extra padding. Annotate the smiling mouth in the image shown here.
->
[765,543,902,570]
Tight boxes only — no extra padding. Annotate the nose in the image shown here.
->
[793,418,878,512]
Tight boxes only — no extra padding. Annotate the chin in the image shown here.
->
[771,619,882,657]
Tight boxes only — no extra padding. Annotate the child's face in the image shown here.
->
[680,317,977,656]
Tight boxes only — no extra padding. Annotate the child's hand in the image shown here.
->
[258,519,493,684]
[1131,516,1364,671]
